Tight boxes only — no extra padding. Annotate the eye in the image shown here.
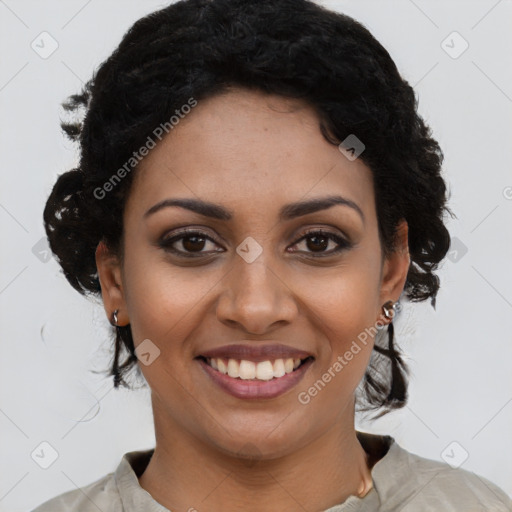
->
[158,227,352,258]
[159,229,223,257]
[289,229,352,256]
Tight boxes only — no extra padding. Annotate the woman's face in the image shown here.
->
[97,88,409,459]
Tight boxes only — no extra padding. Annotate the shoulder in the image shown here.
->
[377,441,512,511]
[31,472,121,512]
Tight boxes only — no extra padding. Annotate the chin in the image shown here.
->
[204,415,312,462]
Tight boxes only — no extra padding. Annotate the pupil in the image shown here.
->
[183,235,205,252]
[307,235,328,252]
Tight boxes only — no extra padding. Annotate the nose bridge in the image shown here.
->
[235,254,276,301]
[217,240,297,332]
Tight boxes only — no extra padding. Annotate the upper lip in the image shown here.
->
[197,343,314,362]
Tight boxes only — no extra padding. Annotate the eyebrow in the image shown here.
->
[144,195,365,224]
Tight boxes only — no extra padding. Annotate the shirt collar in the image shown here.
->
[115,449,169,512]
[114,434,399,512]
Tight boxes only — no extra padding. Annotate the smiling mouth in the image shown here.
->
[196,356,314,381]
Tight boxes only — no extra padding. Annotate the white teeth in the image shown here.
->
[207,356,305,380]
[273,358,286,378]
[227,358,239,378]
[239,360,256,380]
[255,360,274,380]
[284,358,294,373]
[217,358,227,374]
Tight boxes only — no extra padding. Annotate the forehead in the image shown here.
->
[127,88,375,222]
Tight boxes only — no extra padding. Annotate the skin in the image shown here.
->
[96,87,410,512]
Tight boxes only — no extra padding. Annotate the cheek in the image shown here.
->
[119,250,245,442]
[121,247,217,353]
[301,261,381,387]
[131,292,213,352]
[302,259,381,338]
[123,262,218,414]
[296,287,377,418]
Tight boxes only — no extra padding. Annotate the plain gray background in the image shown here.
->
[1,1,511,510]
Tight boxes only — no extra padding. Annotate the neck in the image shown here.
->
[139,398,373,511]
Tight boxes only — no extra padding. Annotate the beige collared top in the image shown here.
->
[32,435,512,511]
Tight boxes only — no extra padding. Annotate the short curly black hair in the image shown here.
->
[43,0,453,416]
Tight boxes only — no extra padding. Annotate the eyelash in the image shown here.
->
[158,228,352,258]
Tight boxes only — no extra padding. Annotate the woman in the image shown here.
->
[33,0,512,510]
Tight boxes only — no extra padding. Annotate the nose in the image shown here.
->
[216,254,298,335]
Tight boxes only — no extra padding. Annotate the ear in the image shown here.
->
[378,219,410,315]
[95,241,129,326]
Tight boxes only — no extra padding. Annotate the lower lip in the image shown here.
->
[197,358,314,399]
